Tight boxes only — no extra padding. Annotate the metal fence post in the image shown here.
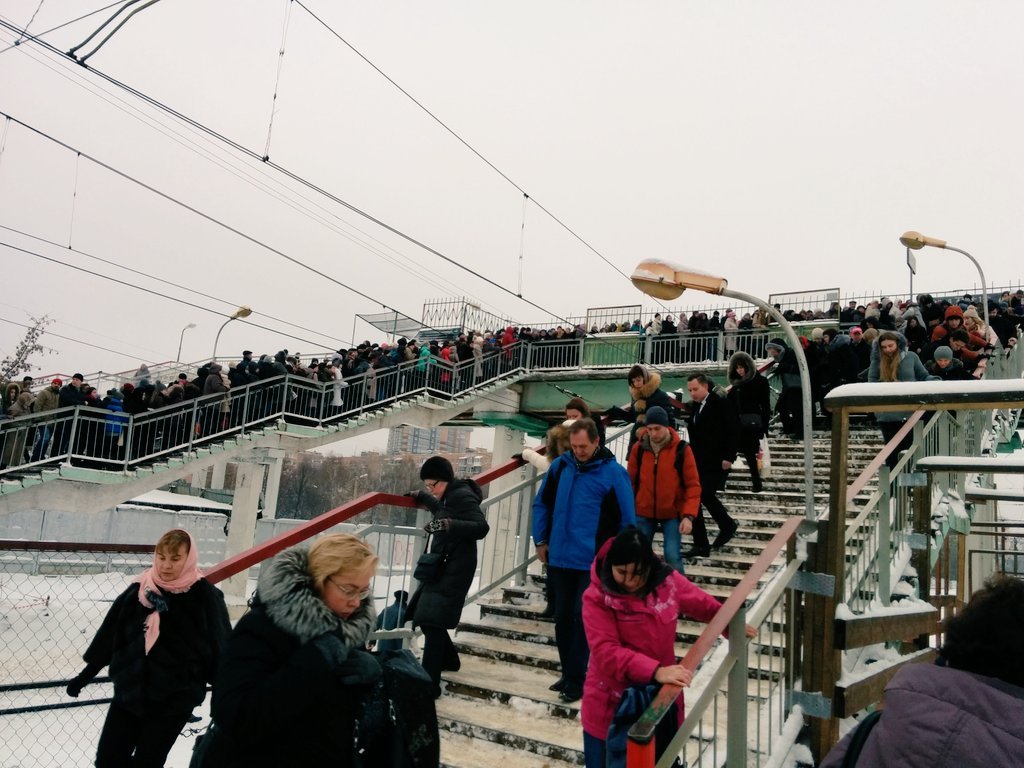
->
[726,606,750,768]
[877,465,891,606]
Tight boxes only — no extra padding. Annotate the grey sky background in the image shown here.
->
[2,0,1023,382]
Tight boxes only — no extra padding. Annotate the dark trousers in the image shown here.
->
[420,625,459,687]
[95,700,191,768]
[691,469,734,549]
[738,430,762,490]
[547,566,590,691]
[879,420,912,469]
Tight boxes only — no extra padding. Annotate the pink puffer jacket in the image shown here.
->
[580,538,724,739]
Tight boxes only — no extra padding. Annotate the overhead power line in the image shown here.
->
[0,21,607,330]
[293,0,636,285]
[0,222,351,347]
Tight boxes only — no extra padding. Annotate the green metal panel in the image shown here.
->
[518,369,730,412]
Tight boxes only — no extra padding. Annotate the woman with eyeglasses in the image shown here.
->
[200,533,383,767]
[406,456,490,696]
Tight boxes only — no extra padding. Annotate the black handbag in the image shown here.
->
[739,413,763,432]
[413,535,446,583]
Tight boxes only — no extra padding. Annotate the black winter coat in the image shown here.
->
[407,479,490,629]
[726,351,771,435]
[81,579,230,715]
[207,547,377,768]
[685,391,739,473]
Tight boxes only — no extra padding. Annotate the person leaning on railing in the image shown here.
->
[581,527,756,768]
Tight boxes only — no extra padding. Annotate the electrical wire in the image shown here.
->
[293,1,641,287]
[0,222,351,347]
[0,27,504,313]
[0,238,348,349]
[0,2,125,55]
[0,314,158,364]
[0,21,612,331]
[0,110,470,343]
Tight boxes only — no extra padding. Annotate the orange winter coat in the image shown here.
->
[627,430,701,521]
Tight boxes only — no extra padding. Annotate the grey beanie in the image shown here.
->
[645,406,670,427]
[934,346,954,362]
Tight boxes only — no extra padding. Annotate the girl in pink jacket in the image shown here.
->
[581,527,733,767]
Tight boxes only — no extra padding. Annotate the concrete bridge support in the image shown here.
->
[477,388,529,586]
[221,460,265,617]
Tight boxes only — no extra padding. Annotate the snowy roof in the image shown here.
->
[825,379,1024,412]
[124,489,234,512]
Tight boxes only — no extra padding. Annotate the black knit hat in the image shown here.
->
[419,456,455,483]
[645,406,670,427]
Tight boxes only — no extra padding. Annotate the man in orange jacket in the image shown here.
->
[627,406,701,573]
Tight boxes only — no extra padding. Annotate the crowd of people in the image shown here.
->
[38,285,1024,765]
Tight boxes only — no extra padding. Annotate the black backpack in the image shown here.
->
[631,439,691,494]
[355,648,440,768]
[840,709,882,767]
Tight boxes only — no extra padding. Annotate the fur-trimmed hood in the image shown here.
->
[727,351,757,385]
[255,546,376,646]
[522,419,575,472]
[628,369,663,402]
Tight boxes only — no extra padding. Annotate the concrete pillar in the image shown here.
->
[221,461,266,618]
[479,423,527,586]
[261,455,283,521]
[209,458,227,491]
[191,467,206,490]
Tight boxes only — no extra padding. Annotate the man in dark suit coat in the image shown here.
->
[682,373,739,558]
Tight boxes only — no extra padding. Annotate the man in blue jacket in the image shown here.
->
[532,418,635,703]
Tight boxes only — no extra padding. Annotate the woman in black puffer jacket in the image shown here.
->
[407,456,490,694]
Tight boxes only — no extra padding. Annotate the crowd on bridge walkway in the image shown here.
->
[3,287,1022,472]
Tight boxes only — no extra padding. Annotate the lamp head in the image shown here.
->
[899,231,947,250]
[231,306,253,320]
[630,259,728,299]
[186,322,197,330]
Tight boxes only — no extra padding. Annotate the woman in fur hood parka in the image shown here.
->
[726,351,770,493]
[204,534,381,767]
[613,364,674,450]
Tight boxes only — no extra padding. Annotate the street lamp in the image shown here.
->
[900,231,987,320]
[212,306,253,362]
[177,322,196,363]
[631,259,815,519]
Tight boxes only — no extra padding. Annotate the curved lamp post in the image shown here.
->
[900,231,987,319]
[630,259,815,519]
[212,306,253,362]
[177,322,196,363]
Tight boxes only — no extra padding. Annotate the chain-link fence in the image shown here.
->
[0,542,162,767]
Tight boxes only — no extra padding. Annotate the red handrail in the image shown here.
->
[203,456,529,584]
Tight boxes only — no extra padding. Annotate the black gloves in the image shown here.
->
[605,405,629,423]
[336,649,382,686]
[312,634,382,685]
[65,663,102,697]
[312,631,351,668]
[423,517,450,535]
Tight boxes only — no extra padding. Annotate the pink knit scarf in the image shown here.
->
[132,531,203,654]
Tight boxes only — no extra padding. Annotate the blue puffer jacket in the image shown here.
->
[532,448,636,570]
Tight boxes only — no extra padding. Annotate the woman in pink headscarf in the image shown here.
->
[66,529,231,768]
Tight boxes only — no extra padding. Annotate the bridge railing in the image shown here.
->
[0,342,533,479]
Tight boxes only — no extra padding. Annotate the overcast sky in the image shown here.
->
[2,0,1023,381]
